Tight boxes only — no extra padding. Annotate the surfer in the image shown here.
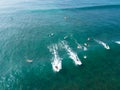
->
[55,66,58,69]
[76,59,79,61]
[26,59,33,63]
[76,58,82,65]
[77,44,82,49]
[87,37,91,41]
[84,43,88,47]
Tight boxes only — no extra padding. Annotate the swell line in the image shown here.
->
[27,4,120,13]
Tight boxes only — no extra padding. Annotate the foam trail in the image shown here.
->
[74,40,82,49]
[115,41,120,44]
[74,39,88,51]
[48,44,62,72]
[94,39,110,49]
[61,41,82,65]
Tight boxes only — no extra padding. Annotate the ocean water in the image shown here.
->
[0,0,120,90]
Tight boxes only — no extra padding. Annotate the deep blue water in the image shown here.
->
[0,0,120,90]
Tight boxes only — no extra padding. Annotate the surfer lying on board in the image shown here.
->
[76,59,79,61]
[55,66,58,69]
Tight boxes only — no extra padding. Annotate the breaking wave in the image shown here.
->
[27,4,120,13]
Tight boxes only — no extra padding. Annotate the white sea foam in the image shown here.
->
[83,55,87,59]
[83,46,88,51]
[61,41,82,65]
[51,57,62,72]
[48,44,62,72]
[94,39,110,50]
[77,44,82,49]
[84,43,88,46]
[115,41,120,44]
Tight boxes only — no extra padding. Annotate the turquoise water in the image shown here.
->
[0,1,120,90]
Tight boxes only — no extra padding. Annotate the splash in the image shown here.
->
[115,41,120,44]
[48,44,62,72]
[83,55,87,59]
[61,41,82,65]
[83,46,88,51]
[94,39,110,50]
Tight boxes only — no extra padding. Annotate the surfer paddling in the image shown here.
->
[55,66,58,69]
